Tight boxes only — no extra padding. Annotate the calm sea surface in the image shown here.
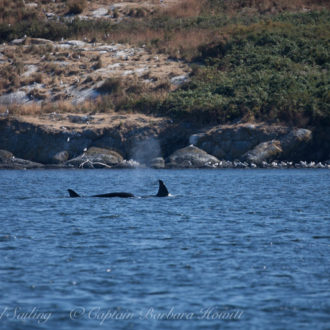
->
[0,169,329,330]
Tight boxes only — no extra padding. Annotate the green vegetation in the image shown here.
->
[115,8,330,126]
[158,11,330,126]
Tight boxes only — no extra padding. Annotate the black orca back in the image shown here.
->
[92,192,134,198]
[68,180,169,198]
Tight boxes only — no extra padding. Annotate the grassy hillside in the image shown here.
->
[158,10,330,126]
[0,0,329,126]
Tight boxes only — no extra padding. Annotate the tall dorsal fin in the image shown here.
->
[156,180,169,197]
[68,189,80,198]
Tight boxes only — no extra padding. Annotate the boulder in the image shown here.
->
[218,160,234,168]
[9,157,44,169]
[67,115,92,124]
[92,8,109,17]
[196,124,289,160]
[242,128,312,164]
[0,91,29,105]
[10,38,26,45]
[280,128,312,159]
[115,159,143,169]
[0,149,14,162]
[66,147,123,168]
[29,38,54,45]
[167,145,219,168]
[52,151,69,164]
[0,149,44,169]
[189,133,205,146]
[243,140,282,165]
[150,157,165,169]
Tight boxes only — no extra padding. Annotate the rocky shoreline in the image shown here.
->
[1,150,329,170]
[0,115,329,170]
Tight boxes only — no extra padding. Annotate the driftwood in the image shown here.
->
[79,159,112,169]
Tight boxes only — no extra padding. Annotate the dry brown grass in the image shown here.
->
[0,100,95,116]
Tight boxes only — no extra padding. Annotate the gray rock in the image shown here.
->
[10,38,25,45]
[0,91,29,105]
[0,149,44,169]
[92,8,109,17]
[52,151,69,164]
[170,75,188,86]
[1,149,43,168]
[189,133,205,146]
[115,159,143,169]
[168,145,219,168]
[217,160,233,168]
[0,149,14,162]
[64,40,87,47]
[300,161,308,168]
[279,161,288,168]
[46,12,56,19]
[270,161,279,168]
[10,157,44,169]
[196,124,289,160]
[150,157,165,169]
[66,147,123,168]
[26,2,38,8]
[280,128,312,159]
[30,38,54,45]
[315,162,325,168]
[233,161,246,168]
[243,140,282,165]
[67,115,92,124]
[261,161,270,168]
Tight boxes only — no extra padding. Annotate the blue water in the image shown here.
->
[0,169,329,329]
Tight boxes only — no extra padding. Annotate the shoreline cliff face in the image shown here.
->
[0,114,329,169]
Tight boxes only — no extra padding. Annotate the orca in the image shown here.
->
[68,180,169,198]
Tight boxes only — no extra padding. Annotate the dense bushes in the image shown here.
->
[153,11,330,126]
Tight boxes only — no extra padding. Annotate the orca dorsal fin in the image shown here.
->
[156,180,169,197]
[68,189,80,198]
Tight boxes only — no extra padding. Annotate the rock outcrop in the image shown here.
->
[150,157,165,169]
[194,124,313,163]
[52,151,69,164]
[66,147,123,168]
[243,128,312,164]
[194,124,289,160]
[243,140,282,164]
[167,145,219,168]
[0,149,44,169]
[0,116,327,169]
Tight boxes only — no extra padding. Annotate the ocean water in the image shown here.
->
[0,169,329,330]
